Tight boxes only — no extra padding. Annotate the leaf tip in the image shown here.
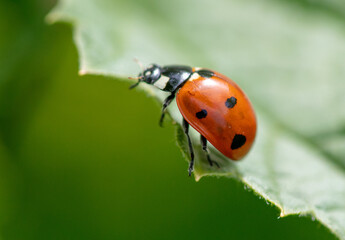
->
[194,174,202,182]
[45,11,60,25]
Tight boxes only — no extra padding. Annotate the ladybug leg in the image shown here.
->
[159,91,176,127]
[183,118,194,176]
[200,135,220,168]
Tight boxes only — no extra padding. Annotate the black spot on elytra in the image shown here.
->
[196,109,207,119]
[225,97,237,109]
[231,134,246,150]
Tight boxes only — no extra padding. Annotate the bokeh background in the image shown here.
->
[0,0,341,239]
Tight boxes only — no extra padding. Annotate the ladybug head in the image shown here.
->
[140,64,162,84]
[129,64,162,89]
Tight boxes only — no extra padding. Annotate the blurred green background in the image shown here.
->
[0,0,339,239]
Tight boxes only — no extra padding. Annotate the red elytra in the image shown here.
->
[176,69,256,160]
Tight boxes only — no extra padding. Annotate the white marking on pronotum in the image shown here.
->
[188,72,201,81]
[153,75,170,90]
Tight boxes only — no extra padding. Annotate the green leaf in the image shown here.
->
[48,0,345,239]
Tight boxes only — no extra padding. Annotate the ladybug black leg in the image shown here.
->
[183,118,194,176]
[200,135,220,168]
[159,91,176,127]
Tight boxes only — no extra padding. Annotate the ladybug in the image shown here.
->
[129,63,257,176]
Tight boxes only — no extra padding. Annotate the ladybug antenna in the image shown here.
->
[128,76,143,89]
[129,58,145,89]
[133,58,144,71]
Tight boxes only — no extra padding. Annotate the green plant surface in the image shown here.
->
[1,0,345,239]
[47,0,345,239]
